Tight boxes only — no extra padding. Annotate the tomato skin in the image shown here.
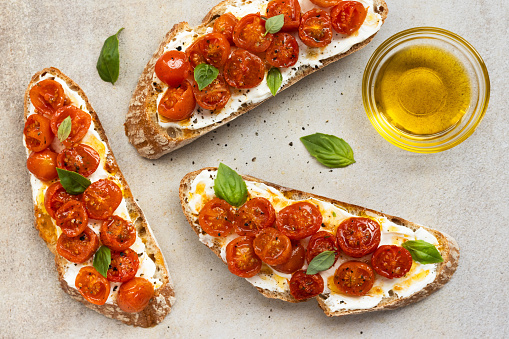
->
[289,270,324,300]
[198,198,235,237]
[330,1,367,35]
[233,13,274,53]
[276,201,322,240]
[56,227,99,263]
[186,33,231,69]
[55,200,88,237]
[107,249,140,283]
[336,217,381,258]
[266,32,299,68]
[224,49,265,89]
[191,74,231,111]
[45,182,82,219]
[267,0,301,31]
[75,266,110,305]
[155,50,191,87]
[226,236,262,278]
[56,143,100,178]
[371,245,413,279]
[271,242,305,274]
[306,231,340,265]
[82,179,123,220]
[309,0,341,7]
[158,80,196,121]
[213,12,239,44]
[234,197,276,237]
[333,261,375,296]
[26,149,58,181]
[50,106,92,147]
[100,216,137,251]
[29,79,66,117]
[24,114,54,152]
[117,277,155,313]
[299,9,333,48]
[253,228,292,265]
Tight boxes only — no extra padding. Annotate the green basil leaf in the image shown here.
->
[300,133,355,168]
[57,116,72,143]
[194,63,219,91]
[96,28,124,85]
[213,163,247,207]
[402,240,444,264]
[267,67,282,96]
[56,168,91,195]
[93,246,111,278]
[264,14,284,36]
[306,251,335,275]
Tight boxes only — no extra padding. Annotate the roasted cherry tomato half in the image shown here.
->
[29,79,66,116]
[26,148,58,181]
[198,198,236,237]
[271,242,305,274]
[289,269,324,300]
[309,0,341,7]
[50,105,92,147]
[336,217,381,258]
[45,182,82,219]
[226,236,262,278]
[100,215,137,251]
[117,277,155,313]
[266,32,299,68]
[191,74,231,111]
[331,1,367,35]
[75,266,110,305]
[82,179,123,220]
[158,80,196,121]
[276,201,322,240]
[299,9,333,48]
[266,0,301,31]
[186,33,231,69]
[253,227,292,265]
[154,50,191,87]
[56,143,100,178]
[333,261,375,296]
[306,231,340,265]
[371,245,413,279]
[213,12,239,44]
[55,200,88,237]
[224,49,265,89]
[56,227,99,263]
[107,249,140,283]
[233,13,273,53]
[234,197,276,237]
[24,114,54,152]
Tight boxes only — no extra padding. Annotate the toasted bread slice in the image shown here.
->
[125,0,389,159]
[24,67,175,327]
[179,167,459,316]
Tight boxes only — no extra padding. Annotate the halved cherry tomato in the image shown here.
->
[100,215,137,251]
[82,179,123,220]
[309,0,341,7]
[26,149,58,181]
[158,80,196,121]
[299,9,333,48]
[271,242,305,274]
[24,114,54,152]
[253,228,292,265]
[29,79,66,116]
[333,261,375,296]
[266,0,301,31]
[56,227,99,263]
[224,49,265,89]
[186,33,231,69]
[289,269,324,300]
[45,182,82,219]
[117,277,155,313]
[56,143,100,178]
[371,245,413,279]
[75,266,110,305]
[213,12,239,44]
[55,200,88,237]
[107,249,140,282]
[191,74,231,111]
[155,50,191,87]
[276,201,322,240]
[198,198,235,237]
[234,197,276,237]
[306,231,340,265]
[226,236,262,278]
[50,106,91,147]
[233,13,273,53]
[331,1,367,35]
[336,217,381,258]
[266,32,299,68]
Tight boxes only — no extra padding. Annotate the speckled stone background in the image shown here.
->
[1,0,508,337]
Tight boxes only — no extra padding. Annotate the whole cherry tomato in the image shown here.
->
[117,277,155,313]
[198,198,236,237]
[56,143,100,178]
[158,80,196,121]
[186,33,231,69]
[75,266,110,305]
[253,227,292,265]
[213,12,239,44]
[331,1,367,35]
[333,261,375,296]
[226,236,262,278]
[234,197,276,237]
[289,269,324,300]
[266,32,299,68]
[50,105,91,147]
[191,74,231,111]
[371,245,413,279]
[266,0,301,31]
[306,231,340,265]
[336,217,381,257]
[24,114,54,152]
[107,249,140,283]
[55,200,88,237]
[299,9,333,48]
[276,201,322,240]
[224,49,265,89]
[45,182,82,219]
[82,179,123,220]
[271,242,305,274]
[233,14,273,53]
[309,0,341,7]
[100,215,137,251]
[56,227,99,263]
[155,50,191,87]
[29,79,66,116]
[26,148,58,181]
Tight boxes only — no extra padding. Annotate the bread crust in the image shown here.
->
[125,0,389,159]
[179,167,460,316]
[24,67,175,327]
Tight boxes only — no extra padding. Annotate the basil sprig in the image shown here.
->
[213,163,247,207]
[267,67,282,96]
[96,28,124,85]
[93,246,111,278]
[56,168,91,195]
[402,240,444,264]
[306,251,336,275]
[300,133,355,168]
[194,63,219,91]
[57,116,72,142]
[264,14,284,36]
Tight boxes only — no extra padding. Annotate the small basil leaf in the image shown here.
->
[264,14,284,36]
[57,116,72,142]
[402,240,444,264]
[267,67,282,96]
[213,163,247,207]
[96,28,124,85]
[56,168,91,195]
[306,251,336,275]
[93,246,111,278]
[300,133,355,168]
[194,63,219,91]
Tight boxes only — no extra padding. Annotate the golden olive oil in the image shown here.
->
[374,45,471,135]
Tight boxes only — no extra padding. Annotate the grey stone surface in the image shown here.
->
[1,0,508,337]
